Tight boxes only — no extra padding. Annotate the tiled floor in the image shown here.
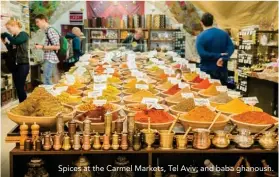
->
[1,101,18,177]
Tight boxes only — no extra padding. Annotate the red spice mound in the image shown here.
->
[164,84,181,95]
[135,109,175,123]
[191,76,203,83]
[233,111,278,125]
[193,79,211,89]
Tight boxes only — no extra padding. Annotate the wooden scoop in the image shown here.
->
[168,114,180,134]
[208,112,222,131]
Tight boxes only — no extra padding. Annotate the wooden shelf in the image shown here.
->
[84,27,179,31]
[150,40,174,42]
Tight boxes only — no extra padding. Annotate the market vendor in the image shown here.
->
[122,28,144,52]
[196,12,234,85]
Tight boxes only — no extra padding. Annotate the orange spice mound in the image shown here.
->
[135,109,175,123]
[233,111,277,125]
[182,106,225,122]
[201,83,220,96]
[194,79,211,89]
[66,86,80,94]
[96,65,105,74]
[164,84,181,95]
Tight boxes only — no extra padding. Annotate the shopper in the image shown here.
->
[34,14,60,85]
[1,20,29,102]
[196,12,234,85]
[122,28,144,52]
[64,27,83,71]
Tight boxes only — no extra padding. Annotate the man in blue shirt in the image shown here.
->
[196,13,234,85]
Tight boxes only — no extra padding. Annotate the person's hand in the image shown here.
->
[217,58,223,67]
[35,44,43,49]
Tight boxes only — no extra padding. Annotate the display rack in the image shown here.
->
[83,28,180,50]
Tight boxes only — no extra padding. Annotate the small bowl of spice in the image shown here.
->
[169,98,196,115]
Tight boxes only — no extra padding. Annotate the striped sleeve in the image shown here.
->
[47,28,60,46]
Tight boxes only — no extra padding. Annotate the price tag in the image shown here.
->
[242,97,259,106]
[73,66,86,76]
[164,68,175,75]
[65,74,75,85]
[216,86,228,92]
[195,68,201,73]
[103,64,112,68]
[54,86,68,95]
[168,77,180,85]
[194,98,210,106]
[152,104,164,110]
[157,60,165,65]
[88,90,102,98]
[148,51,157,58]
[105,68,115,74]
[127,53,136,61]
[173,57,180,62]
[200,72,207,79]
[94,75,107,83]
[188,64,196,69]
[178,82,190,89]
[136,84,149,90]
[228,90,241,97]
[107,74,112,78]
[209,79,221,84]
[181,92,194,99]
[141,97,158,105]
[75,62,89,67]
[39,85,54,90]
[158,65,166,70]
[93,99,107,106]
[131,70,142,77]
[94,84,107,91]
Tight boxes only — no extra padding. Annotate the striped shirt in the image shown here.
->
[44,27,60,63]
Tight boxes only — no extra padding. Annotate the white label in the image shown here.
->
[54,86,68,95]
[136,84,149,90]
[141,97,158,105]
[105,68,115,74]
[242,97,259,106]
[182,93,194,99]
[94,75,107,83]
[65,74,75,85]
[127,53,136,61]
[209,79,221,84]
[73,66,86,76]
[173,57,180,62]
[195,68,201,73]
[228,90,241,97]
[168,77,180,85]
[194,98,210,106]
[216,86,228,92]
[75,62,89,67]
[178,82,190,89]
[157,60,165,65]
[158,65,166,70]
[39,85,54,90]
[94,84,107,91]
[103,64,112,68]
[188,64,196,69]
[107,75,112,78]
[152,104,164,110]
[164,68,175,75]
[88,90,102,98]
[200,72,207,79]
[148,51,157,58]
[93,99,107,106]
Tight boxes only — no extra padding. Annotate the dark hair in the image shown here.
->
[35,14,48,22]
[201,12,214,27]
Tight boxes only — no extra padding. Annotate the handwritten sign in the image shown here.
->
[209,79,221,84]
[178,82,190,89]
[105,68,115,74]
[152,104,164,110]
[94,84,107,91]
[93,99,107,106]
[168,77,180,85]
[141,98,158,105]
[242,97,259,106]
[216,86,228,92]
[65,74,75,85]
[164,68,175,75]
[182,93,194,99]
[199,72,207,79]
[228,90,241,97]
[188,64,196,69]
[54,86,68,95]
[195,68,201,73]
[194,98,210,106]
[136,84,149,90]
[94,75,107,83]
[88,90,102,98]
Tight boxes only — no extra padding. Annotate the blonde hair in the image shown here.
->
[6,19,22,28]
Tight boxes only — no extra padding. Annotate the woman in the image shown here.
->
[1,19,29,102]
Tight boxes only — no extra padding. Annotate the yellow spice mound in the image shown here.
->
[130,90,156,102]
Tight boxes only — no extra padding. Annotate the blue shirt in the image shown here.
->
[196,27,234,72]
[65,33,83,63]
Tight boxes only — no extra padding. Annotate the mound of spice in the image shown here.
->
[191,76,203,83]
[96,65,105,74]
[76,106,118,122]
[182,106,225,122]
[127,84,158,94]
[107,76,121,84]
[201,83,220,96]
[168,87,193,102]
[184,72,198,82]
[135,109,175,123]
[125,79,147,88]
[193,79,211,89]
[66,86,81,95]
[130,90,156,102]
[78,102,114,112]
[173,98,195,112]
[216,98,262,114]
[164,84,181,95]
[209,92,233,104]
[159,81,173,90]
[232,111,277,125]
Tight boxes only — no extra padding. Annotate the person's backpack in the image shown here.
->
[46,27,68,62]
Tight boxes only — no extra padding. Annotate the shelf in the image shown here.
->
[10,146,278,155]
[257,30,278,34]
[84,28,180,31]
[150,40,174,42]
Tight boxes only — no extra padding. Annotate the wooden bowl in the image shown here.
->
[216,107,263,116]
[179,114,230,131]
[210,101,226,108]
[123,103,169,115]
[7,104,75,128]
[83,90,121,97]
[66,90,83,97]
[164,97,179,106]
[122,89,160,96]
[190,85,203,92]
[156,85,171,92]
[123,95,163,104]
[230,115,278,133]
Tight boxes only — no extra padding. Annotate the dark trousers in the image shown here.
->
[206,69,228,86]
[12,64,30,103]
